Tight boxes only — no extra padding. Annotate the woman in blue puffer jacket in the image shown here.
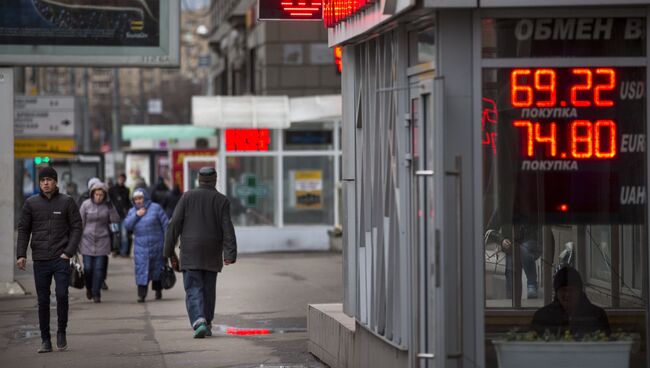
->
[124,188,169,302]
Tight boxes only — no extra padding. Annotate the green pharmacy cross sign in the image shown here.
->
[235,174,269,208]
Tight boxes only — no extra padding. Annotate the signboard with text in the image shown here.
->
[171,148,217,192]
[259,0,322,21]
[14,138,76,159]
[0,0,180,67]
[15,96,75,137]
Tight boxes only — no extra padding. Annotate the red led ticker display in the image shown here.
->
[510,68,619,160]
[225,129,271,152]
[511,68,616,108]
[323,0,375,27]
[258,0,323,21]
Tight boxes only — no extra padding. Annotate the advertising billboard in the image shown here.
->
[0,0,179,67]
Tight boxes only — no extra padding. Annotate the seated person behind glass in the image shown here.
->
[531,267,610,336]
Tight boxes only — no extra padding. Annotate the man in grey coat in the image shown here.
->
[163,167,237,338]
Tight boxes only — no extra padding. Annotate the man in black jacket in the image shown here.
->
[16,167,82,353]
[531,267,610,336]
[164,167,237,338]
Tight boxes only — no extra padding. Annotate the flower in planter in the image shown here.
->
[505,327,637,343]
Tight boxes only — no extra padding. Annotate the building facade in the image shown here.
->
[207,0,340,96]
[203,0,342,252]
[316,0,650,367]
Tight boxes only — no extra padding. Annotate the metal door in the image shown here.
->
[409,74,443,367]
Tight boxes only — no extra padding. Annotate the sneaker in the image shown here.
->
[527,286,538,299]
[206,325,212,337]
[56,332,67,351]
[193,323,208,339]
[38,340,52,353]
[137,296,145,303]
[101,281,108,290]
[155,290,162,300]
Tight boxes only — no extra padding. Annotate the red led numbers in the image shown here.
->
[514,120,617,160]
[534,121,557,157]
[513,120,534,156]
[571,120,593,158]
[594,120,616,158]
[511,69,533,107]
[570,69,592,107]
[534,69,556,107]
[594,68,616,107]
[510,68,617,108]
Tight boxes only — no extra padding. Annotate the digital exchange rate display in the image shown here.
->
[484,67,646,224]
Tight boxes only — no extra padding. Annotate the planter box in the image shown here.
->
[493,340,633,368]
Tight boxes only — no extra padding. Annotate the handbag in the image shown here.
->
[160,265,176,290]
[108,222,120,253]
[69,255,85,289]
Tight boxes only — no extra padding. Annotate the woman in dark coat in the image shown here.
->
[124,188,169,302]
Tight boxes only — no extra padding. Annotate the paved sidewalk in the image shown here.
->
[0,252,342,368]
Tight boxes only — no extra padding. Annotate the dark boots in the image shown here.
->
[56,332,67,351]
[137,285,147,303]
[138,282,162,302]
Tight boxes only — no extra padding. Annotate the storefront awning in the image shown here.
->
[121,125,216,141]
[290,95,342,122]
[192,95,341,129]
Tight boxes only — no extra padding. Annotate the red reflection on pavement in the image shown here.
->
[225,328,272,335]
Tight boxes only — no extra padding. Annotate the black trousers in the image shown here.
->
[33,258,69,341]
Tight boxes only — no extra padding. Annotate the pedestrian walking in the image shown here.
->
[79,181,120,303]
[162,184,182,219]
[16,167,82,353]
[108,173,133,257]
[164,167,237,338]
[77,176,111,290]
[124,188,169,302]
[150,177,170,204]
[77,177,100,208]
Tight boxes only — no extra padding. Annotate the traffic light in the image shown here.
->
[34,156,51,165]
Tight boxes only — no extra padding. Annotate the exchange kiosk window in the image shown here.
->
[482,15,647,368]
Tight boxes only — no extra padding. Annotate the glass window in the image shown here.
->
[283,156,335,225]
[284,122,334,151]
[408,27,435,66]
[483,65,647,366]
[226,156,275,226]
[481,17,646,58]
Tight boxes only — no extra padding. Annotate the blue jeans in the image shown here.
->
[182,270,218,329]
[119,223,132,256]
[33,258,69,341]
[83,255,108,298]
[505,240,539,297]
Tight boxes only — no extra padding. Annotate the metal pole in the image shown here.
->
[139,68,148,124]
[83,68,90,151]
[69,67,75,95]
[0,68,17,289]
[112,68,121,152]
